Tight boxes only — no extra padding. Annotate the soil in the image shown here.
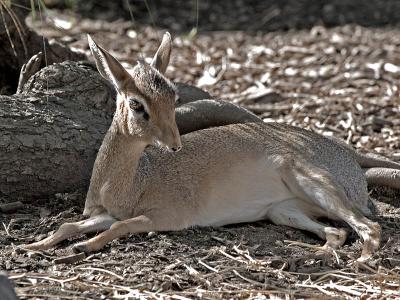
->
[1,187,400,299]
[43,0,400,31]
[1,1,400,299]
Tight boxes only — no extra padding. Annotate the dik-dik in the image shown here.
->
[26,32,400,262]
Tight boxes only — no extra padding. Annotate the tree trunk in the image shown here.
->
[0,0,85,94]
[0,61,115,200]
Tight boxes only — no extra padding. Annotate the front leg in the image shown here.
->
[72,215,156,254]
[23,213,116,250]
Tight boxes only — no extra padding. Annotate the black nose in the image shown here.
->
[171,146,182,152]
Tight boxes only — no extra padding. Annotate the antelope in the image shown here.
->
[25,32,400,262]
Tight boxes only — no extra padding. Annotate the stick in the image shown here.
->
[0,201,24,213]
[53,252,86,265]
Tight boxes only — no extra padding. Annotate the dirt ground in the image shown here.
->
[1,2,400,299]
[42,0,400,31]
[1,186,400,299]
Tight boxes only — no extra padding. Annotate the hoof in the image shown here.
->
[72,243,91,254]
[356,253,372,263]
[315,249,330,258]
[314,248,334,260]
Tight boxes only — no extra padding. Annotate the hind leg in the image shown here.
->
[267,199,347,252]
[280,159,381,262]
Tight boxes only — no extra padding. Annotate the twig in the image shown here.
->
[76,267,124,280]
[53,252,86,265]
[17,294,88,300]
[0,201,24,213]
[218,248,242,262]
[232,270,264,287]
[296,283,336,296]
[283,239,322,250]
[2,222,11,236]
[197,259,218,273]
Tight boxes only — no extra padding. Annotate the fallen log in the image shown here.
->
[0,0,85,94]
[0,61,115,200]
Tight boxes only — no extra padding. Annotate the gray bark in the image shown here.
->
[175,99,260,135]
[0,0,85,94]
[1,61,115,200]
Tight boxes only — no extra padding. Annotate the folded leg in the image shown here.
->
[24,213,117,250]
[279,159,381,261]
[72,215,154,254]
[267,199,347,251]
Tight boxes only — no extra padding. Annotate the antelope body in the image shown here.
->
[26,32,400,262]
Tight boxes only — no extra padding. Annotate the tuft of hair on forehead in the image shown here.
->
[131,61,177,102]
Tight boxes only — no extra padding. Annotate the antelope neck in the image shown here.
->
[103,126,147,181]
[84,119,149,217]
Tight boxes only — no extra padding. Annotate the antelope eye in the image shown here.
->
[129,98,149,120]
[129,98,144,111]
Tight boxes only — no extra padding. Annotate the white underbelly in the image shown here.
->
[195,158,294,227]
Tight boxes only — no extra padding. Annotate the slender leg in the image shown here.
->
[267,199,347,252]
[24,213,117,250]
[280,159,381,262]
[72,215,154,254]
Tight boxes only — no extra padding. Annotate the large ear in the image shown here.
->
[150,32,172,74]
[87,34,131,93]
